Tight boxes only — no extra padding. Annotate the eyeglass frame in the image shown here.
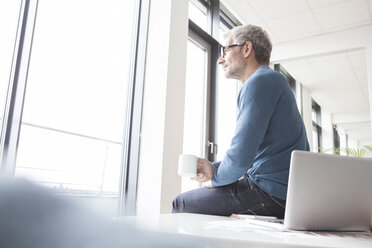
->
[220,42,246,58]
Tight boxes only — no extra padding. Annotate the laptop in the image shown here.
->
[247,151,372,231]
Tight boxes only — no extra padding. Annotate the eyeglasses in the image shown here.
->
[220,43,246,58]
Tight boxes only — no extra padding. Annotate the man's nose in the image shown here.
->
[217,55,224,64]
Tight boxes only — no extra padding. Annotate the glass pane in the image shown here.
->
[216,27,240,161]
[216,68,240,161]
[312,107,317,123]
[219,20,230,44]
[188,0,209,33]
[312,127,319,152]
[15,0,136,198]
[182,39,208,192]
[0,0,21,140]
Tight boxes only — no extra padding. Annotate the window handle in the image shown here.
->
[208,141,217,154]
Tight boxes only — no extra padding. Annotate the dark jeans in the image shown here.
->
[172,175,286,218]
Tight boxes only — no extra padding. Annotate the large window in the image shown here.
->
[15,0,136,196]
[0,0,149,216]
[0,0,21,141]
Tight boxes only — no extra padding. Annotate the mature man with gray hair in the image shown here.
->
[173,25,309,218]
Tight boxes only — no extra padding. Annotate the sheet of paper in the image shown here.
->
[204,219,372,240]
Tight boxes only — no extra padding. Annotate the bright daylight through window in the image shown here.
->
[13,0,136,196]
[182,38,208,193]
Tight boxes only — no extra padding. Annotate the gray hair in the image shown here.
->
[224,24,272,64]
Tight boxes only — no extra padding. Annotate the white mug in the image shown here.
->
[178,154,197,177]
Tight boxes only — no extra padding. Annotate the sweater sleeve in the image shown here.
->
[212,161,222,169]
[211,75,280,187]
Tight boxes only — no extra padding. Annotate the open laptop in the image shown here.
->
[248,150,372,231]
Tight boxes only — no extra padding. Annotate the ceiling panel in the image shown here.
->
[347,50,366,68]
[281,60,315,76]
[295,74,321,84]
[307,0,346,8]
[354,67,368,78]
[244,0,309,20]
[307,53,350,73]
[331,89,364,97]
[311,90,335,102]
[312,0,371,32]
[315,70,356,82]
[359,77,369,85]
[227,0,262,23]
[334,96,366,105]
[266,11,322,40]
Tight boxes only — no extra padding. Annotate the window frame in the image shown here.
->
[188,0,221,162]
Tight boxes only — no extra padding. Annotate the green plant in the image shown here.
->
[316,145,372,157]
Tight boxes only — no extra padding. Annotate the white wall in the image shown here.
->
[321,109,333,154]
[337,126,347,156]
[367,45,372,135]
[136,0,188,215]
[348,137,359,149]
[301,86,313,150]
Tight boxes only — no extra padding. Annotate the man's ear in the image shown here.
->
[243,41,253,58]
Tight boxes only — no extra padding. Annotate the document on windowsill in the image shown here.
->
[204,219,372,240]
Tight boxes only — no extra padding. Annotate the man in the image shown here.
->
[172,25,309,218]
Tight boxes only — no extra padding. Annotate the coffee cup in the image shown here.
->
[178,154,197,177]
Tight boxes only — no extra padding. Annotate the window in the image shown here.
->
[187,0,244,163]
[14,0,137,197]
[188,0,209,33]
[312,100,322,152]
[182,33,210,192]
[0,0,21,141]
[0,0,149,217]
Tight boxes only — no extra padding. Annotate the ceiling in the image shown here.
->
[221,0,372,145]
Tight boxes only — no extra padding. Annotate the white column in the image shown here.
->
[136,0,188,215]
[321,109,333,153]
[301,86,313,150]
[366,44,372,134]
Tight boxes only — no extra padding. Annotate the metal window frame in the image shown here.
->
[118,0,150,216]
[188,0,221,162]
[0,0,39,174]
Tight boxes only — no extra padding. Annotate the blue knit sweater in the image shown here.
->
[212,65,309,200]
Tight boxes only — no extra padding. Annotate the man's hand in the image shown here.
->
[191,158,215,183]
